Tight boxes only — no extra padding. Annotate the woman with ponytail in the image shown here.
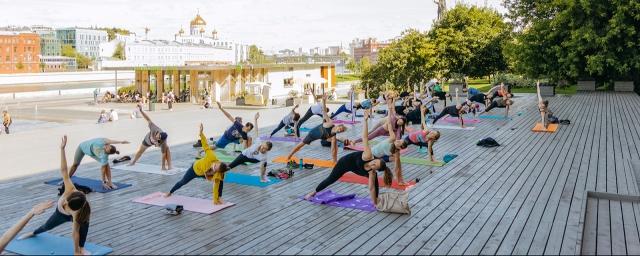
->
[305,110,392,205]
[20,135,92,255]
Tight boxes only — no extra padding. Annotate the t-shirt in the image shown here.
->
[371,140,393,158]
[223,120,248,141]
[433,84,443,93]
[360,99,373,109]
[303,124,334,145]
[79,138,109,166]
[407,130,428,144]
[109,111,119,121]
[282,112,295,126]
[468,88,480,95]
[310,103,324,115]
[2,113,11,126]
[241,142,269,162]
[144,123,164,147]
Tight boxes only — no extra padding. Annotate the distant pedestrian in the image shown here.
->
[93,89,98,104]
[2,110,11,134]
[167,91,175,111]
[109,109,119,122]
[97,110,108,124]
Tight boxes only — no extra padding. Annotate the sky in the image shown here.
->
[0,0,505,53]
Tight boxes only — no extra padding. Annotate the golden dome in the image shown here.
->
[190,14,207,26]
[178,27,184,34]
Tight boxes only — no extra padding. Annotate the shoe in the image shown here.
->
[192,141,202,148]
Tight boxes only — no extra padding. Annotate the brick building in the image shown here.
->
[0,31,41,74]
[352,38,390,63]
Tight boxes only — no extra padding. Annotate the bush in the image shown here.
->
[490,73,537,88]
[117,85,136,94]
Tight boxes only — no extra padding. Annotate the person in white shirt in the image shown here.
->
[294,102,329,137]
[270,104,301,137]
[226,112,273,182]
[109,109,119,122]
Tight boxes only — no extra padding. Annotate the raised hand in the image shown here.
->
[255,112,260,120]
[61,135,67,149]
[199,123,204,134]
[31,200,54,215]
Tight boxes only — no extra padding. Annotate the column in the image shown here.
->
[156,70,164,101]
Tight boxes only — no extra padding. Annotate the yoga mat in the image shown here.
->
[299,127,312,132]
[338,172,417,190]
[44,177,131,193]
[333,119,361,125]
[132,192,235,214]
[345,144,410,154]
[479,115,511,120]
[400,157,445,167]
[443,117,481,124]
[113,163,185,175]
[272,156,335,168]
[304,190,376,212]
[430,124,476,130]
[259,135,302,143]
[5,232,112,255]
[532,123,559,133]
[224,172,280,187]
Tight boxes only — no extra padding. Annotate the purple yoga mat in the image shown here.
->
[443,117,481,124]
[304,190,377,212]
[259,135,302,142]
[332,119,361,125]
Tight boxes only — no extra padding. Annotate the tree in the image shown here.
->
[99,27,132,41]
[345,58,356,73]
[504,0,640,86]
[357,57,371,74]
[112,42,125,60]
[361,29,438,96]
[428,5,510,78]
[248,45,266,64]
[62,44,92,69]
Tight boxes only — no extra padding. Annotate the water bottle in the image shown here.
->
[299,158,304,170]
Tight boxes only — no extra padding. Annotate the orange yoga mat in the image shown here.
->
[532,123,559,133]
[338,172,416,190]
[272,156,336,168]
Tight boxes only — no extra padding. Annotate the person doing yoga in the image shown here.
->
[353,97,407,144]
[431,88,469,128]
[481,95,513,117]
[286,94,348,163]
[20,136,92,256]
[405,105,441,162]
[128,104,172,170]
[304,110,392,205]
[536,81,554,128]
[330,97,377,119]
[0,201,53,252]
[270,104,301,137]
[68,137,129,190]
[194,101,256,149]
[166,124,229,204]
[365,110,410,185]
[294,101,329,137]
[227,113,273,182]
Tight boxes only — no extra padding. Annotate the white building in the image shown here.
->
[98,13,248,69]
[56,28,108,58]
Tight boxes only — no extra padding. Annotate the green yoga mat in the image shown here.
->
[400,157,445,167]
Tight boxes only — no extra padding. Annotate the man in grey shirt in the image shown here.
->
[128,104,172,170]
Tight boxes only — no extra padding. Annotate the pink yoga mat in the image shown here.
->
[259,135,302,143]
[333,119,360,125]
[345,144,410,154]
[132,192,235,214]
[443,117,481,124]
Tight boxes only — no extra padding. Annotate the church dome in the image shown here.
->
[190,14,207,26]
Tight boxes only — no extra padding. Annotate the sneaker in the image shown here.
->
[192,140,202,148]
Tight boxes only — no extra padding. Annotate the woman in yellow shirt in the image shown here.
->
[165,124,229,204]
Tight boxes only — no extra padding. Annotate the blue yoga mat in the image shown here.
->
[224,172,281,188]
[44,176,132,193]
[6,232,113,255]
[299,127,312,132]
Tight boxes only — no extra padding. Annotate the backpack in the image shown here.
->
[477,137,500,148]
[269,168,294,180]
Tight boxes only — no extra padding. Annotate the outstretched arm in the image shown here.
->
[321,94,333,126]
[137,104,153,123]
[0,201,53,252]
[292,104,299,114]
[59,136,76,193]
[254,112,260,138]
[536,81,543,102]
[104,139,130,145]
[455,88,459,105]
[362,110,373,160]
[216,101,235,123]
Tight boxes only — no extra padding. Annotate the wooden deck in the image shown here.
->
[2,92,640,255]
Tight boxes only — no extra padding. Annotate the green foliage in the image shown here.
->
[247,45,274,64]
[336,74,360,82]
[361,29,437,96]
[504,0,640,86]
[62,44,92,69]
[112,43,125,60]
[117,85,136,94]
[99,27,132,41]
[345,58,356,73]
[490,73,536,88]
[357,57,371,74]
[429,5,510,78]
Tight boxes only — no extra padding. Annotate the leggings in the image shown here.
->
[228,154,262,170]
[330,105,352,119]
[3,125,8,134]
[169,166,200,194]
[432,110,458,124]
[270,121,292,137]
[295,109,322,137]
[315,167,379,197]
[353,126,389,144]
[433,91,448,106]
[34,208,89,247]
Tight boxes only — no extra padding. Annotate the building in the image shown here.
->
[39,56,77,72]
[133,63,335,104]
[56,27,108,58]
[325,46,341,56]
[0,31,40,74]
[32,26,61,56]
[352,38,391,63]
[98,13,248,69]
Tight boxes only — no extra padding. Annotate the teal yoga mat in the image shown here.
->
[224,172,281,187]
[6,232,113,255]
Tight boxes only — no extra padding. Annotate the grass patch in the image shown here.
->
[511,85,577,95]
[336,74,360,83]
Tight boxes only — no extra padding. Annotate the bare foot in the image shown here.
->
[80,248,91,255]
[163,192,172,198]
[260,177,269,183]
[18,232,35,240]
[304,192,316,200]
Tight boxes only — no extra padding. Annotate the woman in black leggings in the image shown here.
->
[20,136,92,255]
[304,110,392,205]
